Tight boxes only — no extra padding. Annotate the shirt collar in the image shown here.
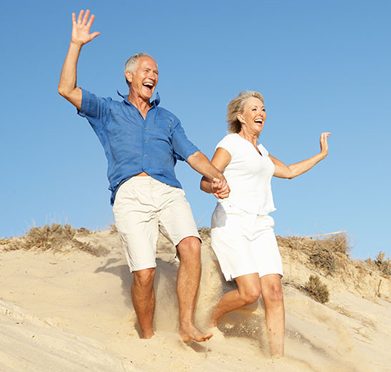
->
[117,91,160,107]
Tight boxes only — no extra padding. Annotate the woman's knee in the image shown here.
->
[239,285,262,305]
[236,275,262,305]
[243,292,261,305]
[263,281,283,304]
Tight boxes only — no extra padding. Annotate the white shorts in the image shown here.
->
[211,202,283,281]
[113,177,200,272]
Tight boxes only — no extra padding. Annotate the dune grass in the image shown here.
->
[2,223,109,257]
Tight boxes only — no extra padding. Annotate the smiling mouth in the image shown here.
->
[254,119,263,124]
[143,82,154,91]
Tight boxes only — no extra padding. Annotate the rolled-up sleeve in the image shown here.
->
[171,119,199,161]
[77,88,110,123]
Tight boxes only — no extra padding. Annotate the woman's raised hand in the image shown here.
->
[320,132,331,157]
[71,10,100,47]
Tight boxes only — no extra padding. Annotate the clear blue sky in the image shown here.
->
[1,0,390,260]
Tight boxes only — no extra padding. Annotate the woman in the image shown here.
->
[201,91,330,357]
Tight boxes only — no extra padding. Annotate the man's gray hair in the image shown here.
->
[124,52,155,87]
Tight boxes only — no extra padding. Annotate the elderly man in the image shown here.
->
[58,10,229,342]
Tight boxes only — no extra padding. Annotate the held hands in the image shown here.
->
[211,177,230,199]
[319,132,331,158]
[71,10,100,47]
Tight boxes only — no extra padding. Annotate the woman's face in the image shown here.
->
[238,97,266,135]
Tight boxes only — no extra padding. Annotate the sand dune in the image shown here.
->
[1,229,390,372]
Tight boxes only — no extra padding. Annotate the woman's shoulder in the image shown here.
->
[216,133,240,147]
[215,133,242,158]
[257,142,269,156]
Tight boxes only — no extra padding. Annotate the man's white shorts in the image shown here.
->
[211,202,283,281]
[113,177,200,272]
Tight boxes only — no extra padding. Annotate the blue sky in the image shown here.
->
[1,0,390,260]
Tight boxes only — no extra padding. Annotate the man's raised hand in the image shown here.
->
[71,10,100,47]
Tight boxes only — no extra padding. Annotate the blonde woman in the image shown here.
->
[201,91,330,356]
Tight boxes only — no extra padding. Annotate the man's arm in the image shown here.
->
[58,10,100,109]
[188,151,230,198]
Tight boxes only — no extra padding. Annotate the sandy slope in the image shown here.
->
[0,230,390,372]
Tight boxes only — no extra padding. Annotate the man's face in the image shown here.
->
[126,56,159,101]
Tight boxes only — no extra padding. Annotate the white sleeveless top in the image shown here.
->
[216,133,276,215]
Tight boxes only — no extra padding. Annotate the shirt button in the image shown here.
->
[168,125,171,127]
[145,154,147,157]
[145,140,147,143]
[117,182,119,185]
[145,127,147,130]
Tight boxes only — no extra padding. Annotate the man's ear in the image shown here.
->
[125,71,133,84]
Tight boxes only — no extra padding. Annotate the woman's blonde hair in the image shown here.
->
[226,91,264,133]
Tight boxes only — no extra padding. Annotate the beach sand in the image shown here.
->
[1,229,390,372]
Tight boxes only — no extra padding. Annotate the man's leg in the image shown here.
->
[176,236,213,342]
[113,178,160,339]
[131,268,156,339]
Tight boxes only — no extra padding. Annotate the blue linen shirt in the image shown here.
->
[78,89,199,205]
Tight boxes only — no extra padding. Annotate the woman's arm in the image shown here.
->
[200,147,231,198]
[271,132,331,179]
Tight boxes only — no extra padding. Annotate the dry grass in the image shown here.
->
[76,227,91,236]
[305,275,330,304]
[278,234,350,255]
[110,223,118,234]
[2,224,109,257]
[309,245,336,275]
[3,224,389,283]
[364,252,391,276]
[198,227,211,240]
[25,224,75,250]
[375,252,391,275]
[361,252,391,278]
[278,233,351,276]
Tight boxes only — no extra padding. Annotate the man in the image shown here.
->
[58,10,229,342]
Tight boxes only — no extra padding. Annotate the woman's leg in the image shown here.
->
[210,273,261,327]
[260,274,285,357]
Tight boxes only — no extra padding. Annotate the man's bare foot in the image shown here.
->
[140,330,154,339]
[179,325,213,343]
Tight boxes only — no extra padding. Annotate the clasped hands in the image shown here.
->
[211,178,230,199]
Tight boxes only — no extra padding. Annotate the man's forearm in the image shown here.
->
[187,151,223,180]
[58,42,83,109]
[191,152,230,199]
